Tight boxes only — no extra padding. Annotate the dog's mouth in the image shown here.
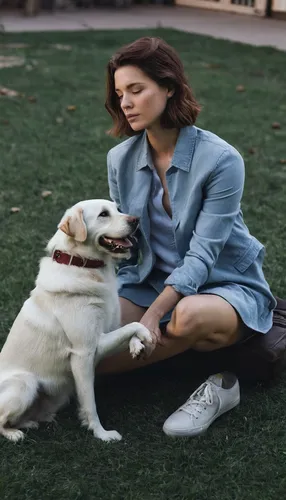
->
[99,235,133,254]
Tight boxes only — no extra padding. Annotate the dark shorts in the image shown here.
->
[119,268,274,341]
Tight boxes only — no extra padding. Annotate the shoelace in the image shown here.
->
[179,382,214,418]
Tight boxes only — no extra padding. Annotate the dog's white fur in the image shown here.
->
[0,199,152,443]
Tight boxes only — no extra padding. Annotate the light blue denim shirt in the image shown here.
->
[148,166,181,274]
[107,126,275,314]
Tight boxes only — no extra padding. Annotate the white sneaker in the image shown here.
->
[163,372,240,437]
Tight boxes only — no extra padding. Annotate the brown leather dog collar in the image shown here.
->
[52,250,105,269]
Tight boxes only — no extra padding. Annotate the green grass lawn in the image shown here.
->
[0,28,286,500]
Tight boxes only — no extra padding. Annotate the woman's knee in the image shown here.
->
[166,297,205,338]
[165,295,241,348]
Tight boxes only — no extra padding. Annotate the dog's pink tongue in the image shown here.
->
[111,238,133,248]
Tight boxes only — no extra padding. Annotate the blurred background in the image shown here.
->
[0,0,286,20]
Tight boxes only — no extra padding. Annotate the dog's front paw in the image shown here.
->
[129,336,145,359]
[93,428,122,442]
[129,324,153,359]
[131,323,153,345]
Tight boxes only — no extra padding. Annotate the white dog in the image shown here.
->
[0,199,152,443]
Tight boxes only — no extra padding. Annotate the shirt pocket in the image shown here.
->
[233,237,264,273]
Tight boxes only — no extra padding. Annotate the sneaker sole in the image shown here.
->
[162,396,240,438]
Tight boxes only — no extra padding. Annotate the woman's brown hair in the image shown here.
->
[105,37,201,137]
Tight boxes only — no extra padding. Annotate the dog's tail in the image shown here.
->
[0,369,39,441]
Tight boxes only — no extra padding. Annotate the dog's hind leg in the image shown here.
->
[0,371,39,442]
[37,392,70,423]
[0,425,24,442]
[18,388,70,427]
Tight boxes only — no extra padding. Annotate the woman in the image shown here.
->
[98,37,276,437]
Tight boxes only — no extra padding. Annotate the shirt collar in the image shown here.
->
[136,126,197,172]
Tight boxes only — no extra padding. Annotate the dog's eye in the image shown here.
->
[99,211,109,218]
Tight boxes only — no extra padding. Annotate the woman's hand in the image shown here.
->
[139,311,167,358]
[137,286,183,358]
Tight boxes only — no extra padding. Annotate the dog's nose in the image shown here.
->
[127,215,139,230]
[127,216,139,225]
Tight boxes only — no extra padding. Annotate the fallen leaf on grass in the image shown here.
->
[272,122,281,129]
[0,87,19,97]
[10,207,21,213]
[236,85,246,92]
[248,147,257,155]
[0,56,25,69]
[28,96,37,103]
[51,44,72,51]
[66,105,76,112]
[280,159,286,164]
[41,190,52,198]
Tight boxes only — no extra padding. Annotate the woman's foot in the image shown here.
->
[163,372,240,437]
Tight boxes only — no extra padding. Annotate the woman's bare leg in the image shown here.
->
[96,298,197,374]
[96,295,242,375]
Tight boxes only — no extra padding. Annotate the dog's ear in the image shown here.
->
[58,207,87,242]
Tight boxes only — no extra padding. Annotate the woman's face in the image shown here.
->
[114,65,173,132]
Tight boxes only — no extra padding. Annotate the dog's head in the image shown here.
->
[55,199,138,261]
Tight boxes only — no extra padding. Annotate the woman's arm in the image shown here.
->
[144,285,182,321]
[165,148,245,296]
[139,285,182,348]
